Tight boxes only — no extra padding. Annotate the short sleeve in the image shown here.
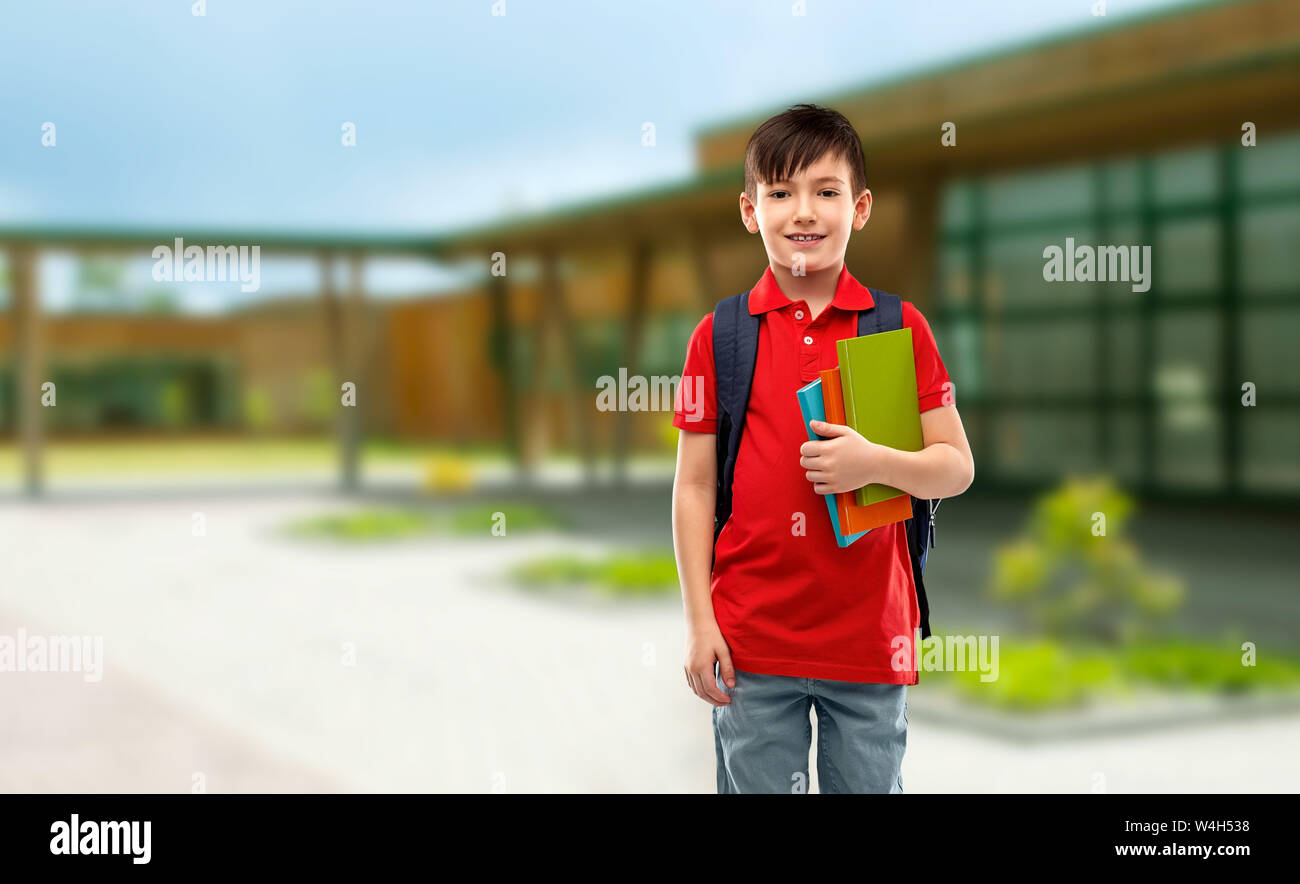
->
[672,313,718,433]
[902,301,954,413]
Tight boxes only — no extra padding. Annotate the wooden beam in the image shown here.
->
[343,252,365,491]
[11,247,42,497]
[900,173,940,310]
[319,252,358,492]
[612,240,653,487]
[543,250,598,486]
[486,270,521,468]
[519,253,558,481]
[689,229,719,315]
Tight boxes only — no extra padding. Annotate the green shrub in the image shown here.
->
[988,476,1184,645]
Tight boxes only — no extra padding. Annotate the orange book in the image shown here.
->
[819,368,914,534]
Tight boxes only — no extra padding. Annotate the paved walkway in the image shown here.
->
[1,490,1297,792]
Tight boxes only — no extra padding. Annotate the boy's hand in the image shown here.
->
[801,419,889,495]
[684,622,735,706]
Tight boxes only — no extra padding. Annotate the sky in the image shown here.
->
[0,0,1200,307]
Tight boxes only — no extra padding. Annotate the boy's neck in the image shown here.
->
[769,260,842,319]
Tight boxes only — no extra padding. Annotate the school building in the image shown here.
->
[1,0,1297,502]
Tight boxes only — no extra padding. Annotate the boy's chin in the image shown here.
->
[768,255,840,274]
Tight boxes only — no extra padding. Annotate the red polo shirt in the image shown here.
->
[673,263,952,684]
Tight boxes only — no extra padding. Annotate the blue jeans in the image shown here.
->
[712,664,908,794]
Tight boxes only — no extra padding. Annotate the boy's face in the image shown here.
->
[739,150,871,277]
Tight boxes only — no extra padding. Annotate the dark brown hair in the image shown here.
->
[743,103,867,202]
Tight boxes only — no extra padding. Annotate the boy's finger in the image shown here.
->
[810,419,851,436]
[687,670,705,700]
[698,667,730,705]
[717,654,737,689]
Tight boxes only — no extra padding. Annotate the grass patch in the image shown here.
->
[1119,639,1300,692]
[445,502,562,535]
[925,640,1123,711]
[284,501,564,542]
[0,437,511,477]
[286,508,438,541]
[511,550,679,597]
[920,635,1300,712]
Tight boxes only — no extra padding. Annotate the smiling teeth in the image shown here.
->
[789,235,823,241]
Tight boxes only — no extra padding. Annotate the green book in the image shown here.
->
[835,327,922,507]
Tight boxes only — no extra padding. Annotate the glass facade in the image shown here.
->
[0,357,240,433]
[933,130,1300,498]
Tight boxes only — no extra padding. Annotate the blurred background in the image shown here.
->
[0,0,1297,792]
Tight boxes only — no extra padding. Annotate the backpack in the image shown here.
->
[711,287,941,640]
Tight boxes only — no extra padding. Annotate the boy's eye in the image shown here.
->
[767,189,839,198]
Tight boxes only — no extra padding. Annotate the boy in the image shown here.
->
[671,104,975,794]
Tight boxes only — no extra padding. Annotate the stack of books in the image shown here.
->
[795,327,922,548]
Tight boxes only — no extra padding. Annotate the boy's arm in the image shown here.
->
[672,428,734,704]
[803,403,974,500]
[881,403,975,500]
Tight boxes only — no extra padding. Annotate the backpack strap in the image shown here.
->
[858,288,902,336]
[711,290,759,546]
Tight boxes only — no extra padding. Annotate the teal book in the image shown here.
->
[796,378,870,548]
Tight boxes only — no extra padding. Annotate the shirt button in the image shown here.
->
[804,336,814,345]
[795,310,804,320]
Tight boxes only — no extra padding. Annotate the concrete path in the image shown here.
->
[1,490,1297,792]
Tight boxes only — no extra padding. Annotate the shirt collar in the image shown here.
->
[747,263,875,315]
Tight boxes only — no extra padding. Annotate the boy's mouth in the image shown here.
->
[785,234,826,245]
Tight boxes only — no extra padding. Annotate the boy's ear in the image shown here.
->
[739,192,760,233]
[853,189,873,229]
